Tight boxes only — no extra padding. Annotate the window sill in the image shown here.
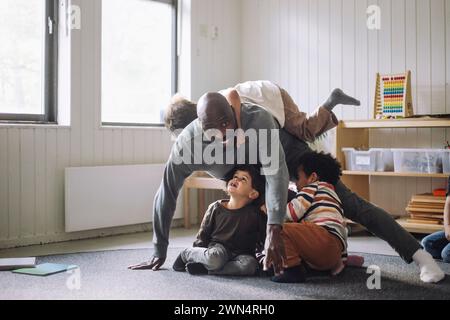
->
[0,122,70,129]
[99,124,167,131]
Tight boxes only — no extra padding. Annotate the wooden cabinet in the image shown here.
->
[335,118,450,234]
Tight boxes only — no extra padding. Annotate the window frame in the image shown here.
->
[0,0,59,124]
[101,0,178,128]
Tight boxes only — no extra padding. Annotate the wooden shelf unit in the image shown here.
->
[342,171,450,178]
[336,118,450,234]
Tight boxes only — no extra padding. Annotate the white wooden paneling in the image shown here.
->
[329,0,343,119]
[298,0,310,112]
[56,129,71,233]
[308,0,319,111]
[288,0,298,100]
[7,129,21,240]
[46,129,58,234]
[20,129,35,237]
[102,129,114,165]
[0,130,9,239]
[34,129,47,236]
[355,0,368,120]
[431,0,446,115]
[342,0,356,120]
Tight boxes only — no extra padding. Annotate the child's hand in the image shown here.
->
[260,204,267,215]
[445,225,450,241]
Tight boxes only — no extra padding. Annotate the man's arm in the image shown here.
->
[256,118,289,226]
[244,107,289,275]
[152,157,192,258]
[129,140,193,270]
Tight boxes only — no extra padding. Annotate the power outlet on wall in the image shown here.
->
[199,24,208,38]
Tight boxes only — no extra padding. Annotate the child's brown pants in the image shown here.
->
[282,221,343,271]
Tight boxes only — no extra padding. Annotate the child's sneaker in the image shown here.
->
[257,267,274,278]
[270,264,307,283]
[186,263,208,275]
[172,253,186,272]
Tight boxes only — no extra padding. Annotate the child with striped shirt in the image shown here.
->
[271,151,348,283]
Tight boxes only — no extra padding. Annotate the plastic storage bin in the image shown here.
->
[371,148,394,172]
[342,148,376,171]
[342,148,394,172]
[392,148,443,174]
[441,150,450,173]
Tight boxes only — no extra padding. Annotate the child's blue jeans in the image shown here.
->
[181,243,259,276]
[421,231,450,263]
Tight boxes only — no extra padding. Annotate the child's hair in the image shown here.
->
[224,165,266,206]
[164,94,198,132]
[295,152,342,185]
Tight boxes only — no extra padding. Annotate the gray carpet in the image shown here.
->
[1,248,450,300]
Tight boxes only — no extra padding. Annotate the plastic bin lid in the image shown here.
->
[390,148,447,152]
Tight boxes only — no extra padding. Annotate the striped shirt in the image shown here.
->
[285,181,348,261]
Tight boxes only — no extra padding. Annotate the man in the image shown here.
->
[130,90,445,283]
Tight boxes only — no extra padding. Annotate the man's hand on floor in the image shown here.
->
[263,224,287,276]
[128,256,166,271]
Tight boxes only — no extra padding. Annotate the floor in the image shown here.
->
[3,228,446,301]
[0,228,398,259]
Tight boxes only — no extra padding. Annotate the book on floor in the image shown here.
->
[0,257,36,271]
[12,263,78,276]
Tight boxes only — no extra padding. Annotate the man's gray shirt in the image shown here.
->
[153,103,289,258]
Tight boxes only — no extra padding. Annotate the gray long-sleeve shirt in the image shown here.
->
[153,103,289,258]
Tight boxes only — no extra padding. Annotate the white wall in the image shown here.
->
[0,0,241,249]
[241,0,450,216]
[189,0,242,99]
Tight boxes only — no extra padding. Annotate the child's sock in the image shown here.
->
[270,264,307,283]
[412,249,445,283]
[186,263,208,275]
[172,253,186,272]
[323,88,361,111]
[345,255,365,268]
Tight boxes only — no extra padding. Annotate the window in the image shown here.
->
[0,0,58,123]
[102,0,177,126]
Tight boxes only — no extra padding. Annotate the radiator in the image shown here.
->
[65,164,180,232]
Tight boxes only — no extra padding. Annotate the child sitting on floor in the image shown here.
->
[270,151,348,283]
[173,165,267,276]
[421,176,450,263]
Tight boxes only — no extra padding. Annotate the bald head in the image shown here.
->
[197,92,236,132]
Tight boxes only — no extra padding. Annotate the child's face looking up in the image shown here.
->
[227,170,259,201]
[296,167,318,191]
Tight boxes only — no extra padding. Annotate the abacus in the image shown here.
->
[374,71,414,119]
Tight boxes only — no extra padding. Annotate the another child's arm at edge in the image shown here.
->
[193,203,215,248]
[445,196,450,241]
[285,187,315,222]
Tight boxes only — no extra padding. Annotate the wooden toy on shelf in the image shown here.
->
[374,71,414,119]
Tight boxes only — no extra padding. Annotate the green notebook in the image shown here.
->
[12,263,78,276]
